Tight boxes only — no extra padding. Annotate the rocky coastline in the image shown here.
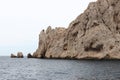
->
[11,0,120,59]
[32,0,120,59]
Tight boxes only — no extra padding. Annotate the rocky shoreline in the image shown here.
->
[11,0,120,59]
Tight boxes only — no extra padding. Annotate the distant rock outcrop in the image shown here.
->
[10,52,24,58]
[11,54,17,58]
[27,53,33,58]
[17,52,24,58]
[33,0,120,59]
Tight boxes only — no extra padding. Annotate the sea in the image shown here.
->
[0,56,120,80]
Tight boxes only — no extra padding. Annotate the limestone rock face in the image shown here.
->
[11,54,17,58]
[33,0,120,59]
[17,52,24,58]
[33,26,66,58]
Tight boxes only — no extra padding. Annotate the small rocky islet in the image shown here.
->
[27,53,33,58]
[11,52,24,58]
[11,0,120,59]
[11,52,33,58]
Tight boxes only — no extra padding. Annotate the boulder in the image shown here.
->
[11,54,17,58]
[33,0,120,59]
[17,52,24,58]
[27,53,33,58]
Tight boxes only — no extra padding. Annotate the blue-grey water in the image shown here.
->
[0,57,120,80]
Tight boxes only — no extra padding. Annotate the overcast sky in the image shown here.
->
[0,0,96,56]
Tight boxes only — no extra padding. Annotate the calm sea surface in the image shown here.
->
[0,56,120,80]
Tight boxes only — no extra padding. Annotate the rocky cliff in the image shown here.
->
[33,0,120,59]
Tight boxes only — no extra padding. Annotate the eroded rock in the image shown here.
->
[17,52,24,58]
[11,54,17,58]
[27,53,33,58]
[33,0,120,59]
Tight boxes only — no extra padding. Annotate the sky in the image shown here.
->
[0,0,97,56]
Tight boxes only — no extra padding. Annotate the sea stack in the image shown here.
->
[11,54,17,58]
[33,0,120,59]
[27,53,33,58]
[17,52,24,58]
